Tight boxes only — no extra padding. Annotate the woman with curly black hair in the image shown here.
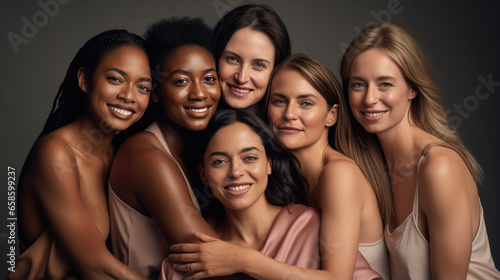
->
[108,17,221,279]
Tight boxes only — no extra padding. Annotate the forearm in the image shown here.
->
[77,255,148,280]
[242,249,332,280]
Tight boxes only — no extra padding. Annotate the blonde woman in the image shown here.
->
[340,23,500,279]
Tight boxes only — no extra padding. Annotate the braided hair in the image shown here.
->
[38,29,146,139]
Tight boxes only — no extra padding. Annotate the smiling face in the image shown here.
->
[82,45,151,132]
[267,69,337,151]
[348,48,416,135]
[155,45,220,131]
[200,122,272,212]
[218,27,275,110]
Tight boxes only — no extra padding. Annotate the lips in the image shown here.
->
[108,104,135,120]
[184,104,213,118]
[228,84,252,98]
[224,183,252,196]
[361,110,387,121]
[277,125,303,134]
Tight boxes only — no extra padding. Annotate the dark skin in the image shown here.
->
[109,45,221,266]
[10,45,151,280]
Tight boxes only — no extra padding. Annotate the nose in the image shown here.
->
[363,84,378,106]
[284,101,298,121]
[228,160,244,178]
[234,65,249,84]
[117,85,135,103]
[188,80,208,100]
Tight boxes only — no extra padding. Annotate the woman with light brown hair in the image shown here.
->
[340,22,500,279]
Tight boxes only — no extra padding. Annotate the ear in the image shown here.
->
[325,104,339,127]
[77,68,88,93]
[408,87,417,100]
[198,164,209,185]
[151,89,161,103]
[267,158,272,175]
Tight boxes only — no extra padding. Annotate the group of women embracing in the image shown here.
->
[11,4,500,280]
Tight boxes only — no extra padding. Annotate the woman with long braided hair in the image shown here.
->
[11,29,151,279]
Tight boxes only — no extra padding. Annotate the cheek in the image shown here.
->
[207,84,221,100]
[267,107,282,128]
[254,72,272,89]
[217,62,235,81]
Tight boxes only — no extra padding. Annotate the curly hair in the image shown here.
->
[144,17,214,87]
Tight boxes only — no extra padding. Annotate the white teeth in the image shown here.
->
[230,86,250,93]
[109,105,132,116]
[189,107,208,113]
[226,184,250,191]
[364,112,385,117]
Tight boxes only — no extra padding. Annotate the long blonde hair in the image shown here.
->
[340,23,483,223]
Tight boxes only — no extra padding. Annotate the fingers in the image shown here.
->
[171,263,207,280]
[186,271,208,280]
[171,243,200,252]
[192,230,218,242]
[169,252,200,263]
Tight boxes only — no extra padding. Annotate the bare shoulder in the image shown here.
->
[32,133,77,164]
[321,154,365,187]
[319,154,367,199]
[418,146,472,208]
[418,146,470,186]
[111,131,181,184]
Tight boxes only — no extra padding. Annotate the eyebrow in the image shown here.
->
[170,68,217,75]
[106,68,127,76]
[208,146,261,158]
[349,75,397,81]
[106,68,152,82]
[271,93,320,100]
[223,50,272,65]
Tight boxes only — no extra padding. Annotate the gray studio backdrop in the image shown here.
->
[0,0,498,275]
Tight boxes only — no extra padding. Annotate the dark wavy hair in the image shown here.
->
[197,109,304,227]
[214,4,291,68]
[38,29,146,139]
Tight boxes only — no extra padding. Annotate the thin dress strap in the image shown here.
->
[414,142,475,218]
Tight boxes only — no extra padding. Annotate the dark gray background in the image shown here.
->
[1,0,498,276]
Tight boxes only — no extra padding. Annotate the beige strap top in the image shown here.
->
[108,122,200,278]
[384,143,500,279]
[358,237,390,279]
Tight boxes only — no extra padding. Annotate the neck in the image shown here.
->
[157,116,189,163]
[376,120,429,177]
[72,115,116,156]
[291,131,330,198]
[221,198,282,250]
